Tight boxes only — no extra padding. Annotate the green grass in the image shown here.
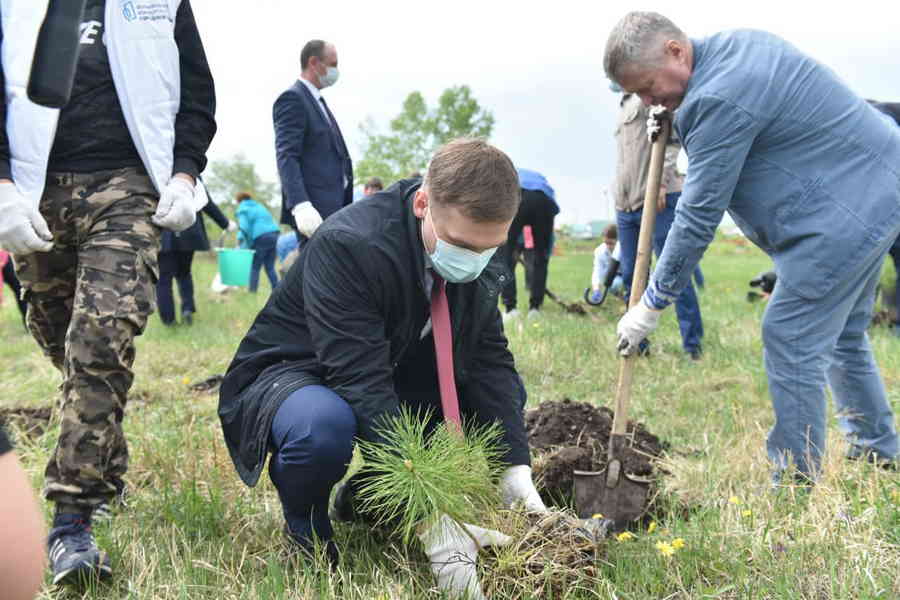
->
[1,236,898,599]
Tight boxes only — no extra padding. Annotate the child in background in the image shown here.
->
[590,224,624,302]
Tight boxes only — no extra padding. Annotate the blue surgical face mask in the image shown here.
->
[425,207,497,283]
[320,66,339,88]
[609,81,623,93]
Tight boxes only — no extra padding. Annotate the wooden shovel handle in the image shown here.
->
[610,120,670,440]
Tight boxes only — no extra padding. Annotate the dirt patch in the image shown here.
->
[527,398,664,504]
[0,406,52,439]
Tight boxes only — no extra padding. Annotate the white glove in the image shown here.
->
[646,105,668,142]
[152,177,197,232]
[419,515,512,600]
[500,465,547,513]
[292,201,323,238]
[0,183,53,254]
[227,219,238,233]
[616,300,662,356]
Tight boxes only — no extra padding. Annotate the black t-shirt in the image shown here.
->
[0,425,11,456]
[47,0,143,173]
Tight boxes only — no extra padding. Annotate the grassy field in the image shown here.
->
[1,235,898,599]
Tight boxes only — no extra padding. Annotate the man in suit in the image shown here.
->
[605,11,900,483]
[273,40,353,247]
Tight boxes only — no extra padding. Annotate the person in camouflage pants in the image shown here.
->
[15,168,160,508]
[0,0,216,586]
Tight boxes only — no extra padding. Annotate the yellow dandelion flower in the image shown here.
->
[591,513,604,520]
[616,532,634,542]
[647,521,657,534]
[656,541,675,557]
[728,496,741,505]
[182,377,190,385]
[742,509,752,517]
[671,538,685,550]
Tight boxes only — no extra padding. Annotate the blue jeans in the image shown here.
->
[763,235,899,481]
[249,232,279,293]
[616,192,704,353]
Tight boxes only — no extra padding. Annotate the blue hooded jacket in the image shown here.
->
[236,198,280,249]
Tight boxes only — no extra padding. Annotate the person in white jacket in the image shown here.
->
[0,0,215,586]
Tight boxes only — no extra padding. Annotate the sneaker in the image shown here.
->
[502,308,520,323]
[48,515,112,586]
[182,310,194,326]
[688,347,703,361]
[527,308,541,320]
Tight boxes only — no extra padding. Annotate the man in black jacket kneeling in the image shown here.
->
[218,138,545,598]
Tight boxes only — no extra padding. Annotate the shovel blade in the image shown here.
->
[573,464,650,531]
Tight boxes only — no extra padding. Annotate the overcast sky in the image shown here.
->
[189,1,899,224]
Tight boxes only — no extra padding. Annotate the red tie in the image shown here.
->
[430,274,463,435]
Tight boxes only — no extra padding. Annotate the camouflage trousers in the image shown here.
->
[14,167,161,509]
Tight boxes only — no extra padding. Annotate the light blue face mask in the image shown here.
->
[609,80,623,93]
[320,66,339,88]
[426,208,497,283]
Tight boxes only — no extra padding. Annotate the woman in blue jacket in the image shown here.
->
[236,192,280,293]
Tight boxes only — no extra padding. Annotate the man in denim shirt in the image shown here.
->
[605,11,900,482]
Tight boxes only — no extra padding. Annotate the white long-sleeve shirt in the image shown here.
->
[592,242,620,288]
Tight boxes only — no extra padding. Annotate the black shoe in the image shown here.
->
[48,514,112,586]
[688,348,703,361]
[329,478,358,523]
[282,523,339,569]
[181,310,194,326]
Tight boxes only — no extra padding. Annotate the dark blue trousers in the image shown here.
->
[268,385,357,543]
[157,250,195,325]
[616,191,704,353]
[267,335,489,543]
[250,232,279,293]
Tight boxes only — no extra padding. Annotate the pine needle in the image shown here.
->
[355,407,506,546]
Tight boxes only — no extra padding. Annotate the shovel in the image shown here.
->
[574,117,670,530]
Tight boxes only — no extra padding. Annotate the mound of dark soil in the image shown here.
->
[0,406,52,439]
[526,398,664,503]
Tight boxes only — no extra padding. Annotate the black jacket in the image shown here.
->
[160,197,229,253]
[219,179,530,486]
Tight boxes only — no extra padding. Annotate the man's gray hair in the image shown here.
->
[604,12,687,82]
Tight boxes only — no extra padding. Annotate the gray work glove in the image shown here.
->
[0,183,53,254]
[152,176,197,232]
[419,515,512,600]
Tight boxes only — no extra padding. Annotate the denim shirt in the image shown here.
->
[646,30,900,308]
